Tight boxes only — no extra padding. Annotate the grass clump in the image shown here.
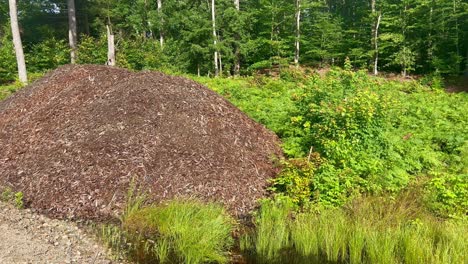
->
[102,196,234,264]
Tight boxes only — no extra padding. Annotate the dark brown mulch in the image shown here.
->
[0,65,282,220]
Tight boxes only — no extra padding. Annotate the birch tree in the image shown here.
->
[294,0,301,66]
[211,0,219,76]
[157,0,164,47]
[68,0,77,64]
[371,0,381,75]
[233,0,240,75]
[107,25,115,66]
[8,0,27,84]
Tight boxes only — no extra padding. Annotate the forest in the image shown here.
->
[1,0,467,264]
[0,0,467,82]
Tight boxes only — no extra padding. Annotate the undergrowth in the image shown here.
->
[197,68,468,218]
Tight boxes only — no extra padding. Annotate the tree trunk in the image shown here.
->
[294,0,301,67]
[68,0,77,64]
[157,0,164,47]
[219,49,223,76]
[465,48,468,77]
[84,12,90,35]
[107,25,115,66]
[371,0,381,76]
[371,0,379,75]
[233,0,240,75]
[8,0,27,84]
[211,0,219,77]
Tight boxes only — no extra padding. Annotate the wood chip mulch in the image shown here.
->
[0,65,283,220]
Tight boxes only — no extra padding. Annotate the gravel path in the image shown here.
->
[0,201,125,264]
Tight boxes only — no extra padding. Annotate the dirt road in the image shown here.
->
[0,201,124,264]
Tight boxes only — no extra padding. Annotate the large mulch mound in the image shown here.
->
[0,65,282,220]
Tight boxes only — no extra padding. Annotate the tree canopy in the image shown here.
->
[1,0,467,81]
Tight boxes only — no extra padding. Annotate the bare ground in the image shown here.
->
[0,201,125,264]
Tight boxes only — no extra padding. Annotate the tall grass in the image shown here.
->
[241,194,468,264]
[101,197,234,264]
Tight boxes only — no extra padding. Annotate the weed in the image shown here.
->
[14,191,24,209]
[1,187,13,202]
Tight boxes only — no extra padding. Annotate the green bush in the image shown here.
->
[0,31,17,83]
[27,38,69,72]
[76,34,107,65]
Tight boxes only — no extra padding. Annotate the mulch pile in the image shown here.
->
[0,65,282,220]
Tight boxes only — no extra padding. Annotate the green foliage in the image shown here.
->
[269,159,315,206]
[101,191,234,264]
[426,173,468,218]
[196,70,467,216]
[14,191,24,209]
[0,28,17,83]
[392,46,416,76]
[76,34,107,65]
[27,38,69,72]
[280,69,468,211]
[1,0,467,76]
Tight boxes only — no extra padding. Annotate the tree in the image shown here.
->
[157,0,164,47]
[371,0,381,75]
[8,0,27,84]
[107,25,115,66]
[294,0,301,66]
[233,0,240,75]
[211,0,219,76]
[393,46,415,77]
[68,0,77,63]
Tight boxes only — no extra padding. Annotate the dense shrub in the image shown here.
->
[27,38,69,72]
[0,32,17,83]
[76,34,107,65]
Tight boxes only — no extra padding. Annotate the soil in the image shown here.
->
[0,201,124,264]
[0,65,282,220]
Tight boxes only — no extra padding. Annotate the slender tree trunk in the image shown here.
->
[157,0,164,47]
[371,0,382,75]
[8,0,27,84]
[294,0,301,67]
[233,0,240,75]
[465,48,468,77]
[84,12,90,35]
[219,49,223,76]
[211,0,219,76]
[373,13,381,75]
[107,25,115,66]
[453,0,460,73]
[428,4,433,67]
[371,0,381,75]
[68,0,77,64]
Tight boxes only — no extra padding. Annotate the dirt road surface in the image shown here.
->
[0,201,125,264]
